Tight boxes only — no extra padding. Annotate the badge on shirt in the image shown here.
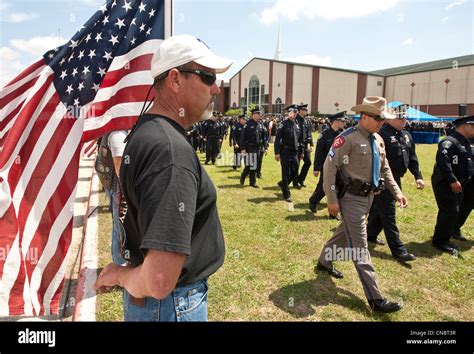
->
[390,136,397,143]
[332,136,345,149]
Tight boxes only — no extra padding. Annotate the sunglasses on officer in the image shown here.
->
[178,69,217,86]
[363,112,384,122]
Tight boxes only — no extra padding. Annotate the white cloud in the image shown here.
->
[445,0,467,11]
[259,0,400,25]
[79,0,105,6]
[1,12,39,23]
[10,36,67,57]
[0,47,25,87]
[282,54,332,67]
[401,37,414,46]
[441,16,450,23]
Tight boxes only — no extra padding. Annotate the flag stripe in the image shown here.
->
[30,152,80,315]
[0,68,54,170]
[93,71,152,104]
[100,53,152,89]
[0,100,24,136]
[43,221,75,316]
[108,39,161,71]
[88,84,151,118]
[1,88,34,126]
[0,75,41,109]
[8,85,60,194]
[0,60,45,96]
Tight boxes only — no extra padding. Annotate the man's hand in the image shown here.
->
[299,154,304,160]
[396,194,408,208]
[94,263,122,293]
[234,144,239,149]
[450,181,462,193]
[313,171,320,177]
[241,150,247,155]
[328,202,340,217]
[309,146,313,152]
[416,179,425,190]
[275,154,280,162]
[264,150,268,156]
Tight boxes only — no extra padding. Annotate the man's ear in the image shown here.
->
[167,69,182,93]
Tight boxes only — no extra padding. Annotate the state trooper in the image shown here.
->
[239,107,267,188]
[296,104,314,187]
[316,96,408,313]
[309,111,346,213]
[431,116,474,253]
[367,110,424,262]
[230,114,247,170]
[275,105,304,202]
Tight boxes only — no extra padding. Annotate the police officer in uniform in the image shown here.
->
[367,110,424,262]
[275,105,304,202]
[231,114,246,170]
[296,104,314,187]
[239,107,266,188]
[452,136,474,241]
[316,96,408,313]
[256,116,269,179]
[432,116,474,253]
[202,113,220,164]
[309,111,346,213]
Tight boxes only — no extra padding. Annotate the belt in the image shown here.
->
[129,295,146,307]
[282,145,297,151]
[346,179,374,197]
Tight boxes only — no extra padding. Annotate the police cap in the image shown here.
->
[452,115,474,126]
[328,111,347,122]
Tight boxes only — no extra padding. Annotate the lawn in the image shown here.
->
[95,133,473,322]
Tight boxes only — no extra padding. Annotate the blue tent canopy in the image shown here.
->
[354,101,455,122]
[387,101,455,122]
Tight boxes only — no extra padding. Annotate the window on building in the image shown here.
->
[248,75,260,106]
[273,97,284,114]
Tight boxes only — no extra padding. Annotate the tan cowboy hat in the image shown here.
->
[351,96,396,119]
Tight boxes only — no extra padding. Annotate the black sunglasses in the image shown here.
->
[364,113,384,122]
[178,69,217,86]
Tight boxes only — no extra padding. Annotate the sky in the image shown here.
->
[0,0,473,87]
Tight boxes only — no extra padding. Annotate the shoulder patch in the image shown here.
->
[442,140,452,149]
[278,123,283,129]
[332,136,345,149]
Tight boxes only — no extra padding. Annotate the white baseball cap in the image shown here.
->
[150,34,233,79]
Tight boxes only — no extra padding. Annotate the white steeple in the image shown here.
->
[275,22,282,61]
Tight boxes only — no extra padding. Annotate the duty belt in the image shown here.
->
[282,144,298,151]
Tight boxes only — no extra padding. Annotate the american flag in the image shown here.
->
[0,0,171,316]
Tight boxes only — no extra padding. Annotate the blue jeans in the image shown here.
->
[103,187,126,265]
[123,279,208,322]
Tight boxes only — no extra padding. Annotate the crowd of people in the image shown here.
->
[92,35,473,322]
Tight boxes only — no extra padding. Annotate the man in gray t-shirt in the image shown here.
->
[94,35,232,322]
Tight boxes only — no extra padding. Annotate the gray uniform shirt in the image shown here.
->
[323,123,402,205]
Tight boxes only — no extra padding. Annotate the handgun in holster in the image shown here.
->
[336,169,351,199]
[373,178,385,193]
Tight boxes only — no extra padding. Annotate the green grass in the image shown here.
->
[96,134,473,321]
